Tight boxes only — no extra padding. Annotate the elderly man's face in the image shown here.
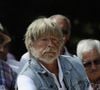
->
[30,35,62,64]
[0,43,9,60]
[82,49,100,83]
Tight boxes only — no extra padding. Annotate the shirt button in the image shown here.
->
[50,85,53,88]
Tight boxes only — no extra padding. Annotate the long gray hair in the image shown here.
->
[24,17,64,53]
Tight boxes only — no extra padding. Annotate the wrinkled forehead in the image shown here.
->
[38,34,59,39]
[83,49,100,62]
[37,33,61,41]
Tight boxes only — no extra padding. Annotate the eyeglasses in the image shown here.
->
[83,59,100,67]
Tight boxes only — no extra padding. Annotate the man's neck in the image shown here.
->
[40,60,59,76]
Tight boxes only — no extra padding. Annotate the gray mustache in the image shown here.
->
[43,48,57,54]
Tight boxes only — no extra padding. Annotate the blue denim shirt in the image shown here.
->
[19,55,90,90]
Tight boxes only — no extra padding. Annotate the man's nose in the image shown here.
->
[48,40,53,47]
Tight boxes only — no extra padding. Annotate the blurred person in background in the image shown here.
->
[49,14,72,55]
[76,39,100,90]
[0,22,17,90]
[19,14,74,72]
[0,22,20,73]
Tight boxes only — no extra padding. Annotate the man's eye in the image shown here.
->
[40,38,48,41]
[42,39,47,41]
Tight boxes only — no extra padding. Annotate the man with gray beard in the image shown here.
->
[16,17,91,90]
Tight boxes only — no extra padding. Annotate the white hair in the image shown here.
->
[76,39,100,60]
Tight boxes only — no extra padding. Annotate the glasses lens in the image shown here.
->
[83,59,100,67]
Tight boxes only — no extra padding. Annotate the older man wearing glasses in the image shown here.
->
[76,39,100,90]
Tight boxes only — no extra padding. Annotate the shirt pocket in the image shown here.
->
[71,80,85,90]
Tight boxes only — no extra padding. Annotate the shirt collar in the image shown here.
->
[40,59,63,81]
